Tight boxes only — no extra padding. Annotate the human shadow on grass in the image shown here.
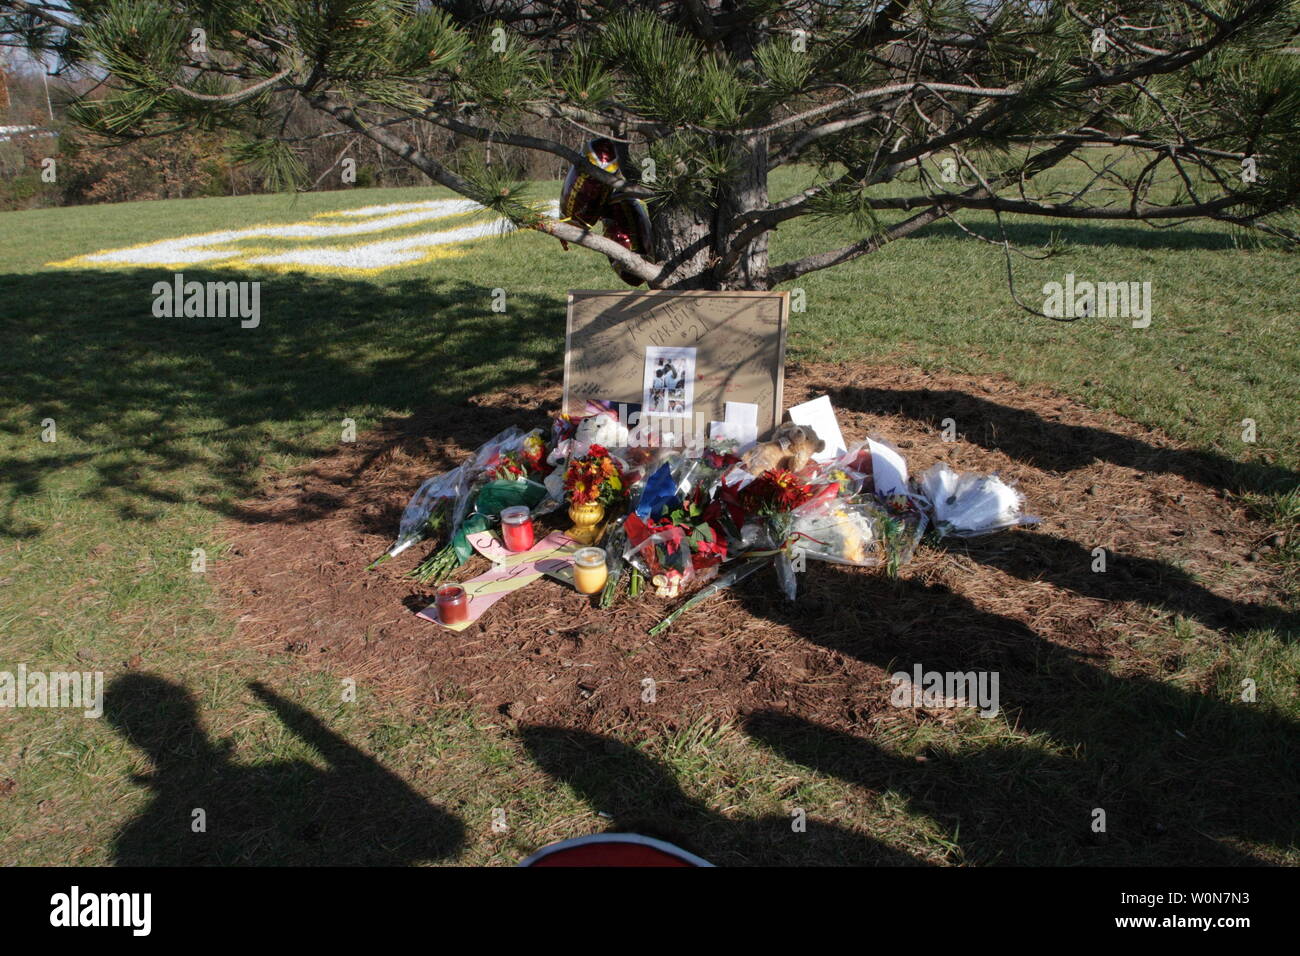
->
[823,383,1298,496]
[0,268,567,537]
[518,724,927,866]
[731,568,1300,865]
[923,218,1243,252]
[951,528,1299,641]
[105,674,464,865]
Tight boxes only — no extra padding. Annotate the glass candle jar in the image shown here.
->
[435,585,469,625]
[572,546,608,595]
[500,505,535,552]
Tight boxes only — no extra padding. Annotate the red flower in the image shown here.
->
[704,448,741,470]
[739,469,814,516]
[695,537,727,560]
[563,447,624,505]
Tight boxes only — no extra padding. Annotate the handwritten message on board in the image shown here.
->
[563,290,789,441]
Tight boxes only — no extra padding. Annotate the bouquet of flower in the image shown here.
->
[789,501,879,567]
[374,424,537,567]
[484,433,550,483]
[369,463,470,568]
[564,443,625,506]
[869,491,930,576]
[623,485,731,597]
[675,446,743,495]
[738,467,815,517]
[397,427,556,583]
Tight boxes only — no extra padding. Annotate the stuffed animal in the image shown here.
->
[741,422,825,474]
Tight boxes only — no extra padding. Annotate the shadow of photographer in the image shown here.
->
[104,674,464,865]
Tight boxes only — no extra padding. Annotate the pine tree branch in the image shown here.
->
[748,81,1020,137]
[1008,131,1253,164]
[525,100,668,138]
[767,107,891,169]
[872,192,1251,219]
[170,69,293,105]
[767,203,948,285]
[3,0,80,35]
[766,138,1086,284]
[1067,0,1282,92]
[415,109,656,198]
[305,92,661,285]
[738,96,1007,234]
[534,218,662,285]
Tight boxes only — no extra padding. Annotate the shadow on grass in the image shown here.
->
[824,384,1298,497]
[729,568,1300,865]
[0,268,566,537]
[922,218,1243,252]
[514,563,1297,864]
[105,674,464,865]
[517,725,927,866]
[952,529,1299,639]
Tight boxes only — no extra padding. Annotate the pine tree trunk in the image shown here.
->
[650,135,770,291]
[715,134,769,291]
[651,12,771,293]
[651,202,715,290]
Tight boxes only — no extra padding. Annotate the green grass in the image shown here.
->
[0,160,1296,865]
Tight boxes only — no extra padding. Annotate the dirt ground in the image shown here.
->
[214,361,1294,739]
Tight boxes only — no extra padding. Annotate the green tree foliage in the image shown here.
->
[4,0,1298,288]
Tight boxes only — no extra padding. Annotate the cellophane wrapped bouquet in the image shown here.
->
[377,407,1036,631]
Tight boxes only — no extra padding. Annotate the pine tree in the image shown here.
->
[5,0,1299,290]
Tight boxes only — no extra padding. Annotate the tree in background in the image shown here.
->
[3,0,1298,290]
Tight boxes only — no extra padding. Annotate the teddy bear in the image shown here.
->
[741,421,825,474]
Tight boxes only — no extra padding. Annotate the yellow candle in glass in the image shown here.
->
[573,547,608,595]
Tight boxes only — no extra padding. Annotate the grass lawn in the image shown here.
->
[0,160,1296,865]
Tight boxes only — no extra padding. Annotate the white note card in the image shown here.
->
[788,395,847,462]
[724,401,758,426]
[868,438,909,496]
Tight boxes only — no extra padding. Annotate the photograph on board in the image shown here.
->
[642,346,695,419]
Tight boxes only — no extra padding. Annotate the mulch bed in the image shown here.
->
[213,361,1292,739]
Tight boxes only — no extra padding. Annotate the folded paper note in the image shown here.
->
[724,401,758,426]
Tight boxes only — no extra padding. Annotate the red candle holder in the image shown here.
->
[500,505,535,552]
[435,585,469,626]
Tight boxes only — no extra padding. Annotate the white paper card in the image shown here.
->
[713,418,756,448]
[869,438,909,496]
[724,401,759,426]
[788,395,847,462]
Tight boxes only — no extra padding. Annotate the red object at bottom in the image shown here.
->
[519,833,711,867]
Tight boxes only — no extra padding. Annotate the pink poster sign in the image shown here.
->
[417,530,580,631]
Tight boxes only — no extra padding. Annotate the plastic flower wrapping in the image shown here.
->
[377,426,556,579]
[375,405,1040,629]
[919,462,1038,538]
